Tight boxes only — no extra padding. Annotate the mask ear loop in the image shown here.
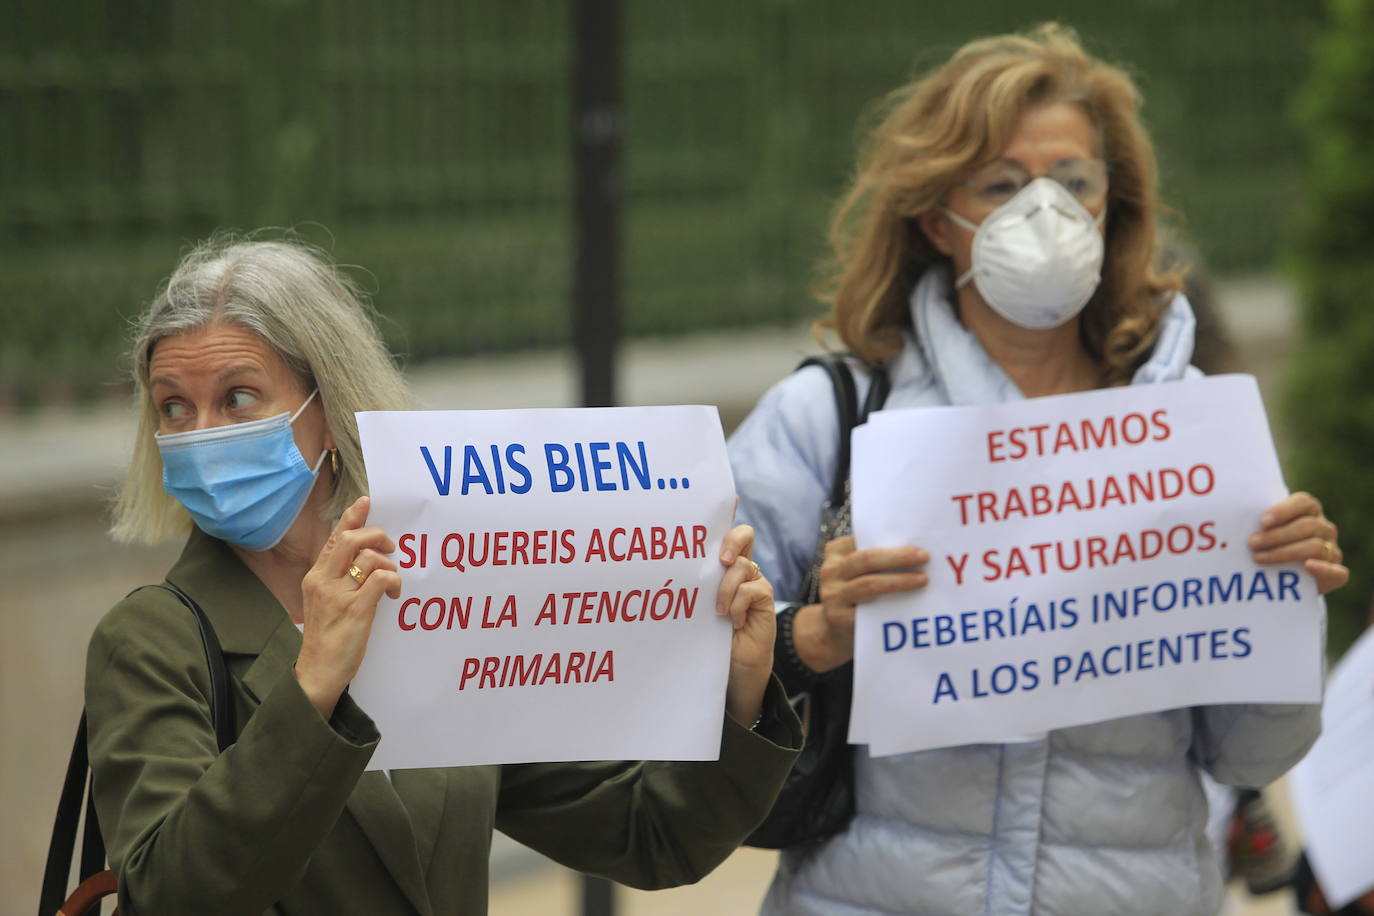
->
[289,388,320,423]
[940,207,982,290]
[289,388,330,475]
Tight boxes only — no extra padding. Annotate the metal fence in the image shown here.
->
[1,0,1324,405]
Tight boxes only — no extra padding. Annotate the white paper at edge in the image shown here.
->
[1292,627,1374,908]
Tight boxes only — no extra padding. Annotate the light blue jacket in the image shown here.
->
[728,267,1321,915]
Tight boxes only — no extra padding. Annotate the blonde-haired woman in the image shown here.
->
[729,24,1346,915]
[89,235,800,913]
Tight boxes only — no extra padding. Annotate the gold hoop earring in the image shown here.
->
[330,448,340,477]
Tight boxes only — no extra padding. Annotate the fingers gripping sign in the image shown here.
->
[717,524,776,727]
[804,536,930,670]
[1250,491,1349,596]
[296,496,404,717]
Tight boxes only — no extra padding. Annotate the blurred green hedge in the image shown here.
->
[1284,0,1374,658]
[2,0,1323,407]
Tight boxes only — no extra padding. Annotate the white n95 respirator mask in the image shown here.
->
[943,177,1106,330]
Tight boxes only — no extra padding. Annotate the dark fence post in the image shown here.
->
[571,0,623,411]
[571,0,621,909]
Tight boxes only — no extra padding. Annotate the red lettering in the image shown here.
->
[421,597,446,630]
[511,530,530,565]
[1151,409,1171,441]
[987,430,1007,462]
[1086,537,1109,568]
[565,651,587,682]
[1120,412,1149,444]
[1052,422,1079,454]
[585,528,606,562]
[398,597,420,631]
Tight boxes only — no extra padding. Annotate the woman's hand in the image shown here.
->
[793,535,929,672]
[717,525,775,728]
[295,497,403,718]
[1249,492,1348,596]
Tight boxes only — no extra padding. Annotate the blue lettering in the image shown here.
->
[1246,571,1275,601]
[1102,645,1123,675]
[545,444,574,492]
[1074,651,1099,682]
[1103,589,1129,621]
[617,441,651,489]
[1152,582,1178,612]
[934,615,956,646]
[420,445,452,496]
[960,610,979,642]
[912,617,931,648]
[990,664,1019,695]
[505,444,532,494]
[589,441,615,491]
[1059,597,1079,628]
[1208,573,1243,604]
[883,621,908,652]
[573,442,590,492]
[489,444,506,493]
[461,445,494,495]
[1157,635,1180,666]
[933,672,958,704]
[1182,577,1203,607]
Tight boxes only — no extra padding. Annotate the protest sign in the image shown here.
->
[849,375,1322,756]
[1292,626,1374,909]
[351,406,736,769]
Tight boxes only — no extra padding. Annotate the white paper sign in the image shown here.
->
[850,375,1323,756]
[352,406,736,769]
[1292,627,1374,909]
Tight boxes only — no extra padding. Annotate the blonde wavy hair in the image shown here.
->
[818,23,1182,384]
[111,234,411,545]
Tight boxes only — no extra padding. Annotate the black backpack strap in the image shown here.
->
[39,716,93,914]
[797,355,859,507]
[40,584,234,916]
[796,354,891,506]
[141,583,235,752]
[860,362,892,421]
[78,777,105,891]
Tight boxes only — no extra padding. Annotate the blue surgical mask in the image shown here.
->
[156,390,327,551]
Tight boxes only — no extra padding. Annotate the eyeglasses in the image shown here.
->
[959,158,1109,209]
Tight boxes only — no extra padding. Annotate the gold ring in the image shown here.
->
[348,564,367,585]
[1322,540,1336,564]
[747,559,761,581]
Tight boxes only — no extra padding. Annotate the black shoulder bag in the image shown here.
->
[746,353,890,850]
[39,584,235,916]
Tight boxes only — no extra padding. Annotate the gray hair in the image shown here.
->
[111,234,411,544]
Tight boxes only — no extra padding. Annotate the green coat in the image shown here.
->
[86,529,802,915]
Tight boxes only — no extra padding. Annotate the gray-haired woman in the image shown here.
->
[89,235,800,914]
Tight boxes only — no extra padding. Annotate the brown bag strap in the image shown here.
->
[57,871,117,916]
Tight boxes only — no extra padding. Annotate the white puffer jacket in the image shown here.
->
[727,266,1321,916]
